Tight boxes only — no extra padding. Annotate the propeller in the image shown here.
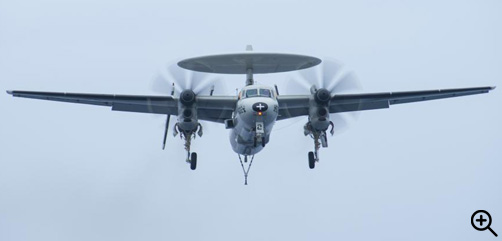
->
[287,58,362,135]
[152,62,225,150]
[153,63,222,96]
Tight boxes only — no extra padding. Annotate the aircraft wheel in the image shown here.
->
[308,151,315,169]
[253,137,257,147]
[190,152,197,170]
[261,137,265,147]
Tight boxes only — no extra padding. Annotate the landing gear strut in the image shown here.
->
[304,121,335,169]
[174,123,203,170]
[253,122,266,148]
[253,136,266,148]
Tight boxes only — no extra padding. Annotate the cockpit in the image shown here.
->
[240,87,274,99]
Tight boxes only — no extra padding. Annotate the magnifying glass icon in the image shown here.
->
[472,210,498,237]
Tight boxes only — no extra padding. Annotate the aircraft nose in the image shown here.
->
[252,102,268,112]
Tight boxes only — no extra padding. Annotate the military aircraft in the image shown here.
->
[6,47,495,184]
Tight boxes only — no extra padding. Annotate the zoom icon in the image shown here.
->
[472,210,498,237]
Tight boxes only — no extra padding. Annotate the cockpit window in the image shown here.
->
[259,89,271,97]
[246,89,258,98]
[243,88,274,98]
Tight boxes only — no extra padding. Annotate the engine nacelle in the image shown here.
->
[309,88,331,131]
[177,89,198,132]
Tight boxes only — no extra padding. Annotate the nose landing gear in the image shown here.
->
[253,121,266,148]
[253,136,266,147]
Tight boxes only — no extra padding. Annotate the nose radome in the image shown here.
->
[252,102,268,112]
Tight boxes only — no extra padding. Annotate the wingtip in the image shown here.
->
[6,90,13,95]
[490,86,496,90]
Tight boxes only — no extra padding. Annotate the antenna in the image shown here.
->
[245,45,254,85]
[177,51,321,87]
[246,68,254,86]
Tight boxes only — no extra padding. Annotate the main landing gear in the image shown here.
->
[190,152,197,170]
[308,151,316,169]
[304,121,335,169]
[174,123,203,170]
[253,136,266,147]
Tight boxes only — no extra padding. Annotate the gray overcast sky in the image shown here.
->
[0,0,501,240]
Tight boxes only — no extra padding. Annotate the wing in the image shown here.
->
[277,86,495,120]
[6,90,236,123]
[276,95,310,120]
[194,96,237,123]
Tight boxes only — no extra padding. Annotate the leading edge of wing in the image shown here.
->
[6,90,237,123]
[6,90,179,118]
[329,86,495,113]
[6,90,176,100]
[331,86,495,103]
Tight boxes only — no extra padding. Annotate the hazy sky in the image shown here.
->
[1,0,501,240]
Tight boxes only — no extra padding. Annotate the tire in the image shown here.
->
[308,151,315,169]
[190,152,197,170]
[261,137,266,147]
[253,137,257,147]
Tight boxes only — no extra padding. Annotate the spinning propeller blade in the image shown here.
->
[151,62,228,149]
[153,62,224,96]
[289,58,363,134]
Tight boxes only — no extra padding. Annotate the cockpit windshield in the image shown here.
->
[259,89,271,97]
[243,88,274,99]
[246,89,258,98]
